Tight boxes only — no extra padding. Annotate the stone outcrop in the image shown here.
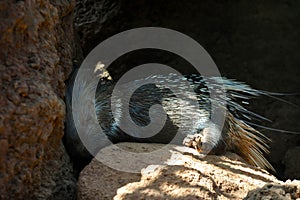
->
[0,0,76,199]
[283,146,300,180]
[77,142,300,200]
[74,0,121,55]
[245,181,300,200]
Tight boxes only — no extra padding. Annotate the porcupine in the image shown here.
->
[64,70,275,171]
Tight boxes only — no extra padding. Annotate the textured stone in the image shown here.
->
[0,0,76,199]
[74,0,121,54]
[78,142,283,200]
[283,146,300,180]
[245,180,300,200]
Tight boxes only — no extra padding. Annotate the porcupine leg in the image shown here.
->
[183,126,226,155]
[183,133,203,152]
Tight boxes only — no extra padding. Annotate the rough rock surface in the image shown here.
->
[77,142,299,200]
[0,0,76,199]
[245,180,300,200]
[283,146,300,180]
[74,0,121,54]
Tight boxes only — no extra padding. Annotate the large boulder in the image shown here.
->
[0,0,76,199]
[78,143,299,199]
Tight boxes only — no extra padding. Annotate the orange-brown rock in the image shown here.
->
[0,0,76,199]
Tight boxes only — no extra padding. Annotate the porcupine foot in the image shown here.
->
[183,126,226,155]
[183,128,214,154]
[183,133,202,151]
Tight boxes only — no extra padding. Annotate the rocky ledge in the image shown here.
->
[77,143,300,200]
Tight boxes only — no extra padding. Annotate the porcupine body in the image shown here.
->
[65,72,274,171]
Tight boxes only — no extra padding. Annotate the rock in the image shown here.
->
[74,0,121,53]
[244,180,300,200]
[0,0,76,199]
[283,146,300,180]
[78,142,284,200]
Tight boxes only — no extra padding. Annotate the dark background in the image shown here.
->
[74,0,300,180]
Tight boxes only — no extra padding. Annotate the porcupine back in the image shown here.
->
[95,73,274,170]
